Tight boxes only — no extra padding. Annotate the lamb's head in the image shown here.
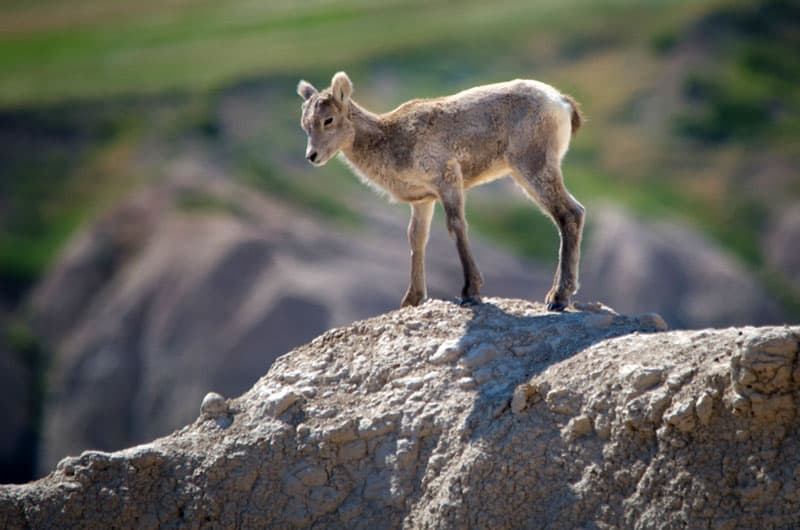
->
[297,71,355,166]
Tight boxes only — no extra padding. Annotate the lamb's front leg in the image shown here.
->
[439,161,483,305]
[401,201,435,307]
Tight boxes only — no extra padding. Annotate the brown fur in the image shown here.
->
[563,93,584,135]
[298,72,585,310]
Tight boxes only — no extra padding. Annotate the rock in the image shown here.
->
[695,392,714,425]
[730,328,799,424]
[260,388,301,418]
[565,415,593,438]
[1,299,798,529]
[546,388,581,416]
[626,366,664,391]
[430,340,463,364]
[339,440,367,462]
[457,377,476,390]
[581,206,785,329]
[200,392,228,418]
[665,399,697,433]
[733,328,798,395]
[293,464,326,486]
[460,343,502,369]
[357,416,396,439]
[511,383,533,414]
[572,301,618,314]
[763,205,800,291]
[638,312,668,331]
[623,389,671,430]
[583,311,616,328]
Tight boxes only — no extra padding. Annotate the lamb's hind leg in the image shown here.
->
[511,163,585,311]
[401,200,434,307]
[438,160,483,305]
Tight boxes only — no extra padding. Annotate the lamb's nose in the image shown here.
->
[307,151,318,163]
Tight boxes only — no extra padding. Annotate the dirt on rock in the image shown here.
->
[1,297,798,529]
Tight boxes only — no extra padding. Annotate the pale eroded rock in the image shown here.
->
[1,299,798,530]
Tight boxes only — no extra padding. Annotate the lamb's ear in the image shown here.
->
[297,80,318,101]
[331,71,353,105]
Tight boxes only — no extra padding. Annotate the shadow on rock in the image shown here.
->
[452,300,657,442]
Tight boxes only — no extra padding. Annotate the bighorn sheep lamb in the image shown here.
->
[297,72,585,311]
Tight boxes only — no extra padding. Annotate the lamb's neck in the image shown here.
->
[341,102,390,178]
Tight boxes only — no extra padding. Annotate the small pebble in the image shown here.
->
[639,312,668,331]
[201,392,228,418]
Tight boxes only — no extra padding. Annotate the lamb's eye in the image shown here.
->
[323,117,334,126]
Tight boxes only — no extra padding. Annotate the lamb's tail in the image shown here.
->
[562,94,583,136]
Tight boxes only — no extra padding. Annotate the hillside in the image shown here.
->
[1,298,798,528]
[27,176,787,479]
[1,0,798,485]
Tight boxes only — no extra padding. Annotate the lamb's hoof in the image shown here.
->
[400,292,424,308]
[459,296,482,307]
[547,301,567,312]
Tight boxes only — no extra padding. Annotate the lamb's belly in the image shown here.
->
[387,179,437,203]
[465,163,511,190]
[392,188,437,203]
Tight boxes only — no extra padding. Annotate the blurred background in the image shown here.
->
[1,0,797,483]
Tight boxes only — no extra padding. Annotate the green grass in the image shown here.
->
[0,107,146,300]
[0,0,768,262]
[0,219,80,298]
[675,0,800,144]
[0,0,698,107]
[0,0,797,316]
[0,146,90,298]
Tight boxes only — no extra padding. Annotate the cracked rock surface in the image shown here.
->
[1,298,798,529]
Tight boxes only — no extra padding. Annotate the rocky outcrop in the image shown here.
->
[2,298,798,529]
[764,205,800,291]
[581,206,785,329]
